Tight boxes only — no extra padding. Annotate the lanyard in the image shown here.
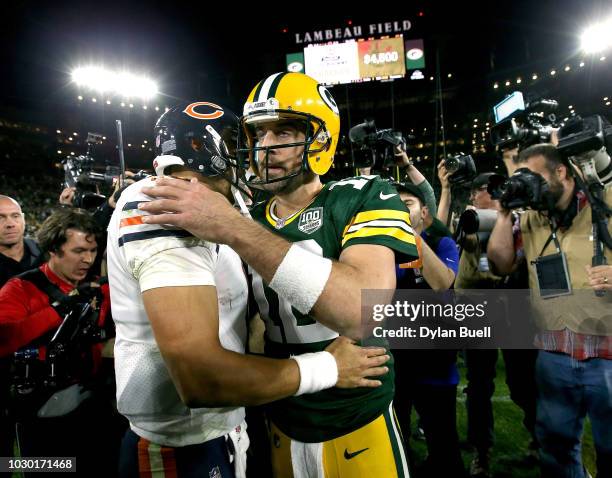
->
[538,219,563,258]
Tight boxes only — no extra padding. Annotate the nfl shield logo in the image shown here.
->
[298,207,323,234]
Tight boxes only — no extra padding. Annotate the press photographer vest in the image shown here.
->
[520,185,612,335]
[455,239,504,289]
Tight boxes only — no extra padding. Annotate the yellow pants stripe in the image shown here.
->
[269,404,410,478]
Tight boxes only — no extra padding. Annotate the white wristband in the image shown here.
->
[269,244,332,314]
[291,351,338,396]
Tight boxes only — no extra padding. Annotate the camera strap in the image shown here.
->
[17,268,67,305]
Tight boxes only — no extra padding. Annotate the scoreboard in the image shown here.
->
[358,36,406,81]
[294,35,421,85]
[303,41,360,85]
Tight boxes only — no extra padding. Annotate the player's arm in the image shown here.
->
[143,284,389,408]
[137,177,403,339]
[143,284,295,407]
[224,219,396,340]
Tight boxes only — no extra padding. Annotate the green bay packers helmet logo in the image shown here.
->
[183,102,225,120]
[317,85,339,115]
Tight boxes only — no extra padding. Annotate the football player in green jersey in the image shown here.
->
[140,72,418,477]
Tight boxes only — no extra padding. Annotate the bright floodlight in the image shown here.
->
[581,18,612,53]
[71,66,158,99]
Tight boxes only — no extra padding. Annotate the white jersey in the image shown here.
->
[106,178,248,447]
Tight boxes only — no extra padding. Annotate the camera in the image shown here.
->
[457,208,498,236]
[557,114,612,186]
[444,153,477,185]
[10,292,108,415]
[62,132,120,209]
[490,92,558,150]
[348,119,406,169]
[487,168,554,210]
[455,208,499,252]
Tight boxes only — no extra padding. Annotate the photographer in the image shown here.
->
[435,154,478,230]
[488,143,612,478]
[451,172,539,477]
[60,171,138,229]
[0,208,117,476]
[393,145,438,217]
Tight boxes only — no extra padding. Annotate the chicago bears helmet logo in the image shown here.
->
[183,102,225,120]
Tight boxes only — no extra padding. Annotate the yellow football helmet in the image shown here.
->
[238,72,340,186]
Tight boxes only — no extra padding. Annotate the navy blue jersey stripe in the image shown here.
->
[122,200,149,211]
[118,229,193,247]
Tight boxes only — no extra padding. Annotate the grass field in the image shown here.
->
[9,350,598,478]
[407,350,597,477]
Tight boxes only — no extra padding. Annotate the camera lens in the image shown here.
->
[445,157,459,173]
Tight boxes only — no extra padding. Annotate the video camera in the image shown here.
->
[10,286,108,416]
[348,119,407,169]
[490,92,558,150]
[557,114,612,186]
[444,153,477,185]
[62,133,120,209]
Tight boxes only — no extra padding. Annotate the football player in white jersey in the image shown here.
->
[106,102,390,478]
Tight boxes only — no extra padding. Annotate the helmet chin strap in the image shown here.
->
[229,166,252,218]
[232,184,251,218]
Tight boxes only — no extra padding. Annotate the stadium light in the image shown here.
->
[581,17,612,54]
[71,66,159,100]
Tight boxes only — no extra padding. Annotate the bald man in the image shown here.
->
[0,195,42,288]
[0,196,44,458]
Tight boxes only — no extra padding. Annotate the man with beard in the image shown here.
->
[455,174,538,478]
[108,100,391,478]
[139,72,419,477]
[488,143,612,478]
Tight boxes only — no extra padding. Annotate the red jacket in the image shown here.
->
[0,263,111,359]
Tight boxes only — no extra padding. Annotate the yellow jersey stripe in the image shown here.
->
[341,226,417,247]
[352,209,411,225]
[265,198,318,229]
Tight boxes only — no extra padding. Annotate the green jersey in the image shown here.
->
[250,175,418,442]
